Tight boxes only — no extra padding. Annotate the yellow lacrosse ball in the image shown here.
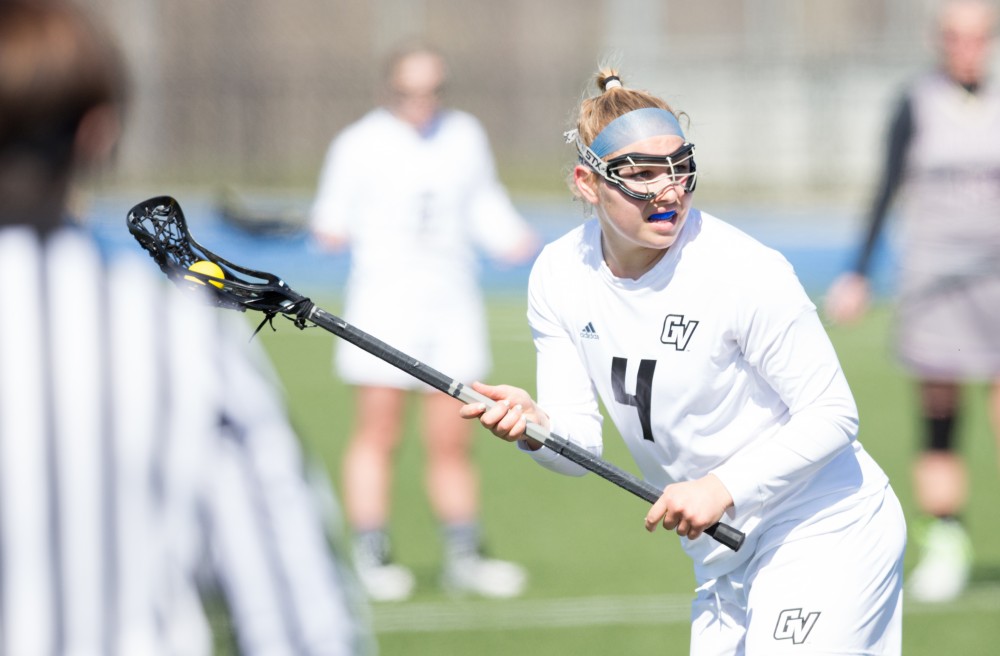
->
[185,260,225,289]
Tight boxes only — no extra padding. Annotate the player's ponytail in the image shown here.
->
[576,67,679,146]
[597,70,624,92]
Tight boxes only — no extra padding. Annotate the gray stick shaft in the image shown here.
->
[305,305,744,551]
[453,384,663,502]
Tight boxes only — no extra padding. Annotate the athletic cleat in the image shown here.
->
[352,532,416,602]
[906,517,973,603]
[441,555,528,599]
[353,555,416,602]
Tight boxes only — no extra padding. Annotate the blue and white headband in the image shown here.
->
[564,106,697,200]
[565,107,687,174]
[590,107,686,157]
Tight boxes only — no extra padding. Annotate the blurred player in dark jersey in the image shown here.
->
[825,0,1000,603]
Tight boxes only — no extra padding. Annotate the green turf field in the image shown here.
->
[252,297,1000,655]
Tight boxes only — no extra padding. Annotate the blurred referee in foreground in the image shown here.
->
[0,1,371,653]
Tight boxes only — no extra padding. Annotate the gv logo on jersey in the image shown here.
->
[660,314,698,350]
[773,608,821,644]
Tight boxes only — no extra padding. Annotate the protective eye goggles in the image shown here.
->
[566,130,698,201]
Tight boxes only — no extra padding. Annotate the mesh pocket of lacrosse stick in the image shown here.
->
[126,195,311,318]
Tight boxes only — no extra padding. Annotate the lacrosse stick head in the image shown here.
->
[126,195,310,316]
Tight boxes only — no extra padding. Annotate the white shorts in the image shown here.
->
[335,289,490,390]
[690,486,906,655]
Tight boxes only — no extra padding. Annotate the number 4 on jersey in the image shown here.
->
[611,357,656,442]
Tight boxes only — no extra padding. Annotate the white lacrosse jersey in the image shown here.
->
[525,210,891,580]
[310,108,535,387]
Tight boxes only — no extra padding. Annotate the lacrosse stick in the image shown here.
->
[126,195,745,551]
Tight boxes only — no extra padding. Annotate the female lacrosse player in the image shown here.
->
[825,0,1000,603]
[310,43,538,601]
[460,70,906,653]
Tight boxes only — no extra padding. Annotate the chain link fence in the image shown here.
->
[80,0,951,202]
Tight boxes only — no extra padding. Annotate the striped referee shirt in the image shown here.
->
[0,226,370,655]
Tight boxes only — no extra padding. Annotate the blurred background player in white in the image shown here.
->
[0,1,371,653]
[461,69,906,653]
[825,0,1000,603]
[310,42,539,601]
